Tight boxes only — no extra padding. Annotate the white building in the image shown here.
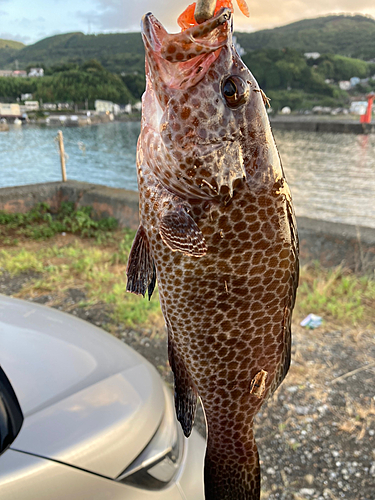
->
[95,99,120,115]
[42,103,57,110]
[304,52,321,60]
[24,101,40,111]
[28,68,44,77]
[58,103,72,110]
[0,103,21,116]
[339,81,351,91]
[12,70,27,78]
[0,70,13,77]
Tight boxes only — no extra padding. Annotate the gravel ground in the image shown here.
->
[1,271,374,500]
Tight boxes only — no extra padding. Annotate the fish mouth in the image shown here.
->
[142,8,231,89]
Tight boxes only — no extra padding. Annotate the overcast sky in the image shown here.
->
[1,0,375,45]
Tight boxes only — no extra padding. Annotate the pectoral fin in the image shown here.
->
[159,207,207,257]
[126,225,156,299]
[168,338,197,437]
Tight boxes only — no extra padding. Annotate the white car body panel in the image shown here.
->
[0,295,206,499]
[11,366,164,478]
[0,450,184,500]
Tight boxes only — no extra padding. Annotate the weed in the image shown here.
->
[0,236,163,328]
[0,248,44,274]
[296,264,375,325]
[0,202,118,241]
[2,227,374,331]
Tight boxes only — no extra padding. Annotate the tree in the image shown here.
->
[34,63,134,105]
[121,73,145,100]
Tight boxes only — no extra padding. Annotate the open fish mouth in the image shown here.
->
[142,8,231,89]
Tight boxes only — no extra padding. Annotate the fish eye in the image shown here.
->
[221,76,249,108]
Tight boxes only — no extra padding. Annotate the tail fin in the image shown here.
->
[204,430,260,500]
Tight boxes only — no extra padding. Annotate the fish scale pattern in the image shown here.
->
[129,8,299,500]
[136,155,297,498]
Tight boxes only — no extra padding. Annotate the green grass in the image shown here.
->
[296,264,375,325]
[1,210,374,330]
[0,248,44,274]
[0,202,118,241]
[0,235,162,328]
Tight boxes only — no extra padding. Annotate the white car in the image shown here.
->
[0,295,205,499]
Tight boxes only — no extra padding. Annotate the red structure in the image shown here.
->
[360,92,374,123]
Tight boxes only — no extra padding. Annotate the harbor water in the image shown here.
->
[0,121,374,228]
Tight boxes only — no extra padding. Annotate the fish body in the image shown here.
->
[127,8,299,500]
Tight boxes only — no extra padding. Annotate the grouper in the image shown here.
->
[126,5,299,499]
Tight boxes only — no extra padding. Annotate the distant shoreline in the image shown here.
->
[2,114,373,135]
[270,116,375,134]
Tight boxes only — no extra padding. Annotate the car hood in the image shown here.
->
[0,295,165,478]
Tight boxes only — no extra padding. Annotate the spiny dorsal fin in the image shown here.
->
[126,225,156,299]
[159,207,207,257]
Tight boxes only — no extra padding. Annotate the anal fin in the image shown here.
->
[126,226,156,299]
[160,206,207,257]
[168,338,197,437]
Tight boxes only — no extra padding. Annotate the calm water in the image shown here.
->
[0,122,374,228]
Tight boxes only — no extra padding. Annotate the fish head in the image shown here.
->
[141,8,282,199]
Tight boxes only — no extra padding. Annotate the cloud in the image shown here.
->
[76,0,375,35]
[0,32,31,44]
[235,0,375,31]
[76,0,196,33]
[16,16,46,28]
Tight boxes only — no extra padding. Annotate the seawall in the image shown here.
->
[0,180,374,273]
[270,117,375,134]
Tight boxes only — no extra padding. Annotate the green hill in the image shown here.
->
[235,14,375,60]
[0,32,145,75]
[1,14,375,76]
[0,39,24,50]
[0,38,25,69]
[1,14,375,109]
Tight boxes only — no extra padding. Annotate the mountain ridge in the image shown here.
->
[0,13,374,74]
[235,14,375,60]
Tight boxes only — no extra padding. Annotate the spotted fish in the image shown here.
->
[126,6,299,500]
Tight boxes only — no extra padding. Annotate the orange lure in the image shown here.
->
[178,0,249,30]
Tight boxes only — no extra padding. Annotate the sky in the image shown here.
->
[1,0,375,45]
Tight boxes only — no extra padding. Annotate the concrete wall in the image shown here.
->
[270,118,375,134]
[1,180,374,273]
[0,181,140,230]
